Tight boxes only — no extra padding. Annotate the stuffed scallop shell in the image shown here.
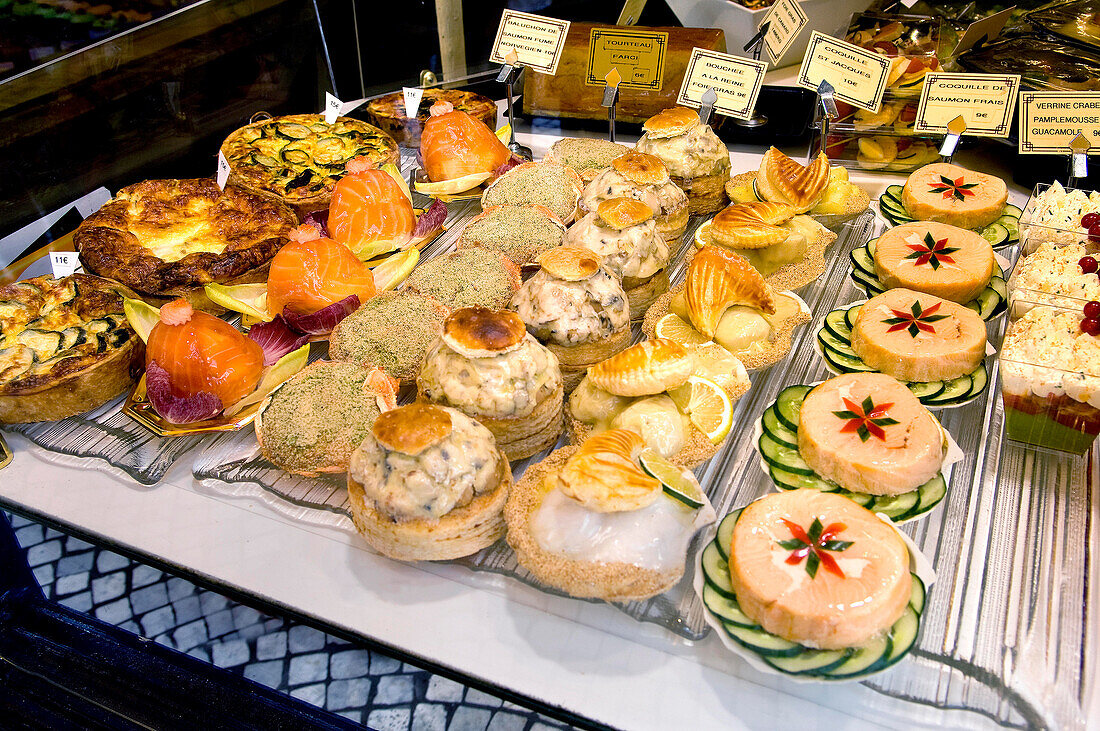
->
[710,203,796,249]
[587,338,695,397]
[557,429,660,512]
[756,149,830,213]
[686,247,774,338]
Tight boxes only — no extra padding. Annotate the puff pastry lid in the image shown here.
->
[536,246,601,282]
[642,107,701,139]
[755,148,830,213]
[372,403,454,456]
[596,197,655,230]
[441,306,527,358]
[587,338,695,397]
[611,151,671,185]
[557,429,660,513]
[686,246,775,338]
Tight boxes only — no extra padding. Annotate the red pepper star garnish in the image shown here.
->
[777,517,853,579]
[905,231,959,269]
[883,299,949,337]
[928,174,979,201]
[833,395,899,442]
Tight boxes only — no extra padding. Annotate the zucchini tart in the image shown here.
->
[365,88,497,147]
[0,274,143,423]
[74,178,298,311]
[219,114,399,214]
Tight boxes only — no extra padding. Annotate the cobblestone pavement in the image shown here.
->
[6,512,574,730]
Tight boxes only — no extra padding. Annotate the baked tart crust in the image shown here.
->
[365,89,497,148]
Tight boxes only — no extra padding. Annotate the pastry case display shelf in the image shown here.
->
[0,136,1096,730]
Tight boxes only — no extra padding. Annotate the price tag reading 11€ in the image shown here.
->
[403,87,425,118]
[50,251,80,278]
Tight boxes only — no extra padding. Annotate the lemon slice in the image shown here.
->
[372,248,420,291]
[223,344,310,417]
[639,448,705,509]
[495,123,511,146]
[693,342,749,394]
[381,162,413,203]
[413,171,492,196]
[204,283,270,321]
[123,297,160,343]
[668,375,733,444]
[654,313,710,348]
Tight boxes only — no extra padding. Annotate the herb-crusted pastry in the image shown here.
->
[347,403,511,561]
[510,246,631,392]
[635,107,731,214]
[581,151,689,244]
[75,179,298,310]
[543,138,631,182]
[328,292,450,383]
[418,307,563,460]
[456,204,566,267]
[481,161,584,224]
[404,246,522,310]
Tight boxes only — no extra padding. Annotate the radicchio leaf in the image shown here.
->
[492,154,523,180]
[247,317,311,365]
[412,198,448,238]
[145,360,222,424]
[302,210,329,238]
[282,295,360,335]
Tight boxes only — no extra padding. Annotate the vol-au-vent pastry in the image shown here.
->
[581,151,690,244]
[255,360,398,476]
[635,106,731,214]
[694,201,837,290]
[481,161,584,224]
[543,137,631,182]
[456,204,566,267]
[873,221,995,304]
[347,403,511,561]
[417,307,563,460]
[727,147,871,228]
[567,338,748,467]
[643,246,811,370]
[510,246,632,392]
[565,197,671,320]
[505,429,716,601]
[901,163,1008,230]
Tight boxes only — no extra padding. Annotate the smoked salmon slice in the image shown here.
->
[329,165,415,251]
[873,221,994,303]
[266,234,377,316]
[420,101,510,182]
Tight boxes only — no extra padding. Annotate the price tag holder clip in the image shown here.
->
[497,49,532,161]
[698,87,718,126]
[602,68,622,143]
[814,80,839,161]
[1069,132,1091,187]
[939,115,967,162]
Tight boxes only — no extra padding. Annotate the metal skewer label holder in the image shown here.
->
[1069,132,1091,186]
[735,21,770,128]
[939,115,967,162]
[698,87,718,126]
[815,80,838,161]
[496,49,532,161]
[603,68,622,143]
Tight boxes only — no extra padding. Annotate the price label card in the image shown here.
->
[50,251,80,278]
[677,48,767,121]
[914,73,1021,138]
[403,87,425,118]
[797,31,891,113]
[761,0,808,64]
[1019,91,1100,155]
[489,10,570,75]
[586,27,668,91]
[951,6,1013,57]
[324,91,342,124]
[216,151,231,190]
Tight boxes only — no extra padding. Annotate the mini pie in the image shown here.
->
[417,307,563,461]
[456,204,566,267]
[0,274,143,423]
[404,246,522,310]
[510,245,632,392]
[347,403,511,561]
[581,151,690,244]
[505,428,715,601]
[726,147,871,228]
[75,178,298,310]
[543,137,631,182]
[219,114,399,214]
[694,201,837,291]
[481,161,584,224]
[565,198,671,320]
[635,106,731,215]
[256,360,398,476]
[365,88,497,147]
[328,292,450,383]
[642,246,811,370]
[567,338,748,468]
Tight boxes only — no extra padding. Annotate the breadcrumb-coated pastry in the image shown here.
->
[481,162,584,224]
[456,204,566,266]
[544,138,631,182]
[404,246,521,310]
[328,292,450,383]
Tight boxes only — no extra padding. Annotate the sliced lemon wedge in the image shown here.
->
[655,313,710,348]
[413,171,492,196]
[668,375,733,444]
[639,448,705,509]
[204,283,271,321]
[123,297,160,344]
[350,237,405,262]
[372,248,420,291]
[495,123,511,146]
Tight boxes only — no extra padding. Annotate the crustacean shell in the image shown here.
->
[587,338,694,397]
[709,202,795,250]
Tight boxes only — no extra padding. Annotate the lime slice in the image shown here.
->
[123,297,160,343]
[223,343,309,417]
[655,313,710,348]
[413,171,492,196]
[668,375,733,444]
[693,342,749,394]
[639,448,705,509]
[204,283,270,321]
[372,248,420,291]
[381,162,413,203]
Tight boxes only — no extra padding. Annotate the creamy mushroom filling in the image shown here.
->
[419,336,561,418]
[636,125,730,179]
[566,215,669,280]
[582,169,686,217]
[511,268,628,346]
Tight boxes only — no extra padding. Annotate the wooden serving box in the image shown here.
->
[522,23,726,124]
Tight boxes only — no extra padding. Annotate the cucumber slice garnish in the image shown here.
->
[1002,203,1023,218]
[823,309,853,340]
[822,343,876,373]
[884,184,904,201]
[639,448,705,509]
[820,634,891,678]
[769,464,840,493]
[714,509,742,561]
[907,380,945,401]
[724,624,805,658]
[844,304,863,330]
[818,330,858,359]
[774,385,810,432]
[701,543,738,599]
[850,247,876,274]
[925,373,973,404]
[979,222,1010,247]
[867,237,879,256]
[915,475,946,521]
[869,490,920,520]
[909,574,927,613]
[764,648,853,674]
[759,432,817,476]
[762,408,798,449]
[703,584,758,628]
[881,606,920,667]
[990,275,1008,299]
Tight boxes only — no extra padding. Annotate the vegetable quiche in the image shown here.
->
[0,274,144,423]
[220,114,400,213]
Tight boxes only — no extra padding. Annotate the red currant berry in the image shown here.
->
[1083,212,1100,228]
[1081,256,1099,274]
[1085,301,1100,319]
[1082,318,1100,336]
[1090,223,1100,243]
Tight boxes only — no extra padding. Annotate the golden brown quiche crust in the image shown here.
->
[74,178,297,297]
[366,89,497,147]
